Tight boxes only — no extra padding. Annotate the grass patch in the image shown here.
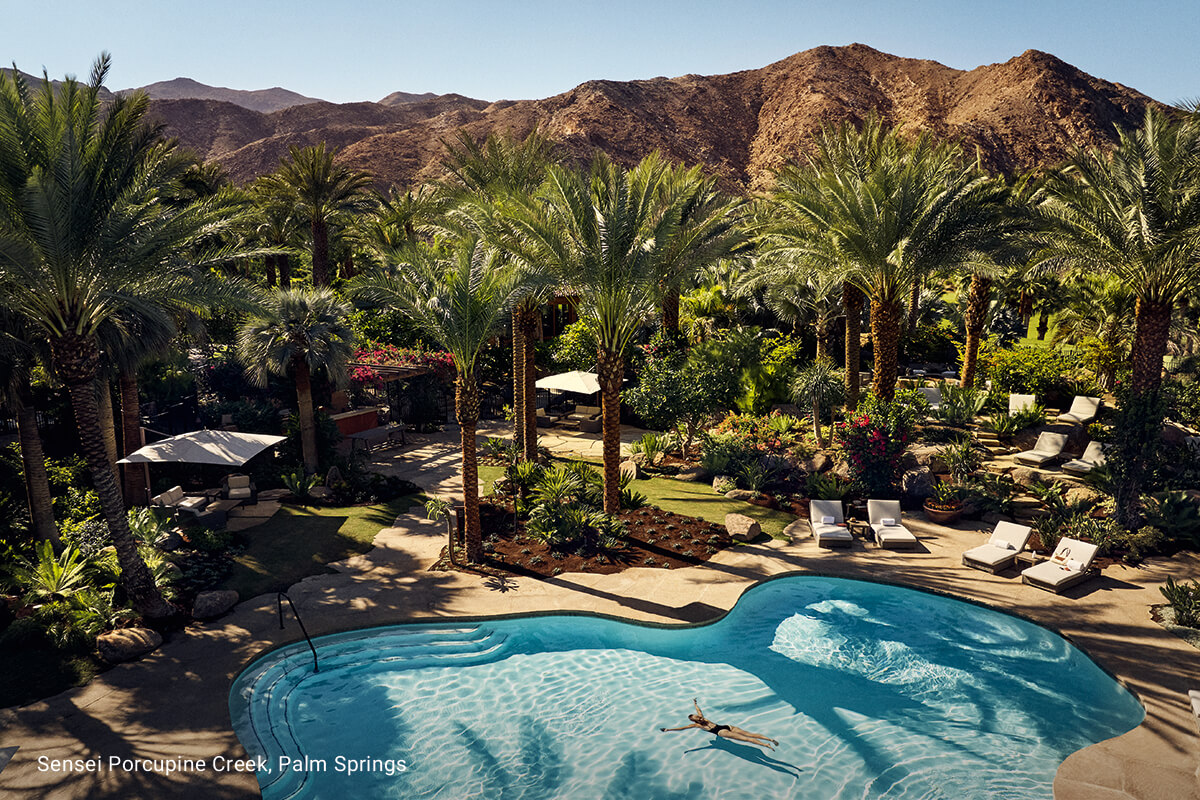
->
[219,496,421,599]
[0,644,103,709]
[478,462,794,539]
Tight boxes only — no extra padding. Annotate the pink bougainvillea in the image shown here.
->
[351,342,456,387]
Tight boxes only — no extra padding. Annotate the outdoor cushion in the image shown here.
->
[228,487,252,500]
[1014,432,1068,466]
[1008,394,1037,415]
[810,500,852,548]
[918,387,942,411]
[1056,396,1101,425]
[152,486,185,507]
[177,495,208,512]
[1061,441,1107,475]
[821,515,835,524]
[228,475,251,490]
[868,500,918,549]
[1021,537,1099,593]
[964,520,1032,573]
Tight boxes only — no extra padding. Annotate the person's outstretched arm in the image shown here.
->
[693,698,703,716]
[660,723,701,733]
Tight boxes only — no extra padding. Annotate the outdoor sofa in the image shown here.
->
[151,485,208,518]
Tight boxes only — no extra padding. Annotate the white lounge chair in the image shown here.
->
[1056,396,1101,425]
[868,499,918,549]
[1021,537,1099,593]
[809,500,853,548]
[1061,441,1106,475]
[1009,393,1037,415]
[962,521,1033,573]
[918,386,942,412]
[1014,432,1068,467]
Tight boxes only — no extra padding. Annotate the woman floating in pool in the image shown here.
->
[660,699,779,750]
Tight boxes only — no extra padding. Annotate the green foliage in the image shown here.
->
[629,433,668,466]
[805,472,852,500]
[13,542,90,605]
[620,485,649,509]
[1161,577,1200,628]
[202,400,283,435]
[279,410,343,472]
[936,385,987,427]
[939,438,984,484]
[624,338,739,445]
[550,320,597,371]
[1107,387,1172,527]
[977,339,1083,402]
[699,432,758,477]
[127,508,171,546]
[930,480,963,507]
[424,497,452,521]
[960,472,1019,517]
[482,437,517,463]
[906,320,961,363]
[1143,492,1200,550]
[282,471,322,500]
[985,412,1021,439]
[186,528,233,553]
[1167,379,1200,429]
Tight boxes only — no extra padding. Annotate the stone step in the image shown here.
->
[1014,508,1049,520]
[1011,497,1045,510]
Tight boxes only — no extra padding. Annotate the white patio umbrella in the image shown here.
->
[535,370,601,395]
[118,429,286,467]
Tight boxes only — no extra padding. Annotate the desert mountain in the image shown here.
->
[145,44,1159,192]
[379,90,440,106]
[131,77,323,113]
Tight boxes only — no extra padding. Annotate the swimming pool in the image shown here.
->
[230,576,1143,799]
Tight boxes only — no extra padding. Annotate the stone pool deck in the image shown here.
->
[2,433,1199,799]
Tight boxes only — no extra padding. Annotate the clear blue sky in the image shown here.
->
[6,0,1197,105]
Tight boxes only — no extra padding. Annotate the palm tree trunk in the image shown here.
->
[596,347,624,514]
[811,397,824,449]
[661,288,681,335]
[294,357,319,474]
[16,384,58,544]
[456,374,483,562]
[265,254,277,287]
[511,308,526,458]
[870,298,903,402]
[52,334,173,619]
[907,274,921,333]
[1131,298,1173,393]
[312,217,330,288]
[279,253,292,288]
[815,318,829,362]
[1036,311,1049,341]
[522,306,538,462]
[960,275,991,388]
[842,282,863,409]
[96,378,120,486]
[119,370,147,508]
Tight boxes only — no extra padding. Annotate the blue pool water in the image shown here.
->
[230,577,1143,799]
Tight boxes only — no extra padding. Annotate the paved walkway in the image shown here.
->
[2,432,1199,800]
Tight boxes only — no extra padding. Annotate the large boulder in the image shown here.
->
[192,590,239,620]
[619,459,644,481]
[901,467,937,500]
[832,460,852,481]
[97,627,162,663]
[712,475,737,494]
[676,466,710,483]
[724,513,762,540]
[1064,486,1103,506]
[799,453,832,474]
[1010,466,1041,488]
[154,531,183,551]
[909,445,950,474]
[724,489,757,502]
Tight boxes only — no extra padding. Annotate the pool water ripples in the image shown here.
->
[231,577,1143,799]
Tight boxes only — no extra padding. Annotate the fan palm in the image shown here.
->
[0,57,250,618]
[1037,109,1200,393]
[259,143,374,287]
[791,360,845,448]
[238,288,356,474]
[504,154,670,512]
[352,236,523,562]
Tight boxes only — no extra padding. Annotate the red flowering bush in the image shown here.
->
[834,395,916,496]
[351,342,455,387]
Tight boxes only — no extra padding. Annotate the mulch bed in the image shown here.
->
[435,500,736,578]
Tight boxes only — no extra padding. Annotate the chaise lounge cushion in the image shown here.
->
[1061,441,1106,475]
[868,499,918,549]
[962,521,1032,572]
[225,474,254,500]
[1056,396,1101,425]
[1014,432,1068,467]
[1009,393,1037,415]
[1021,537,1098,593]
[918,387,942,412]
[810,500,852,547]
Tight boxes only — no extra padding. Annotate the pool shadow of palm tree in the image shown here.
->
[602,751,703,799]
[451,715,569,799]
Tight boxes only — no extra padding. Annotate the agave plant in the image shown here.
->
[282,471,322,501]
[629,433,667,466]
[1161,576,1200,628]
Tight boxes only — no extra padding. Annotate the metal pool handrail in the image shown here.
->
[276,592,319,673]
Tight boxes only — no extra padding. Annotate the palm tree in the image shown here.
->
[764,118,1009,402]
[738,257,843,360]
[791,360,845,448]
[0,317,57,543]
[438,129,555,463]
[1038,109,1200,394]
[0,57,250,618]
[260,143,374,288]
[1051,275,1136,389]
[238,288,356,475]
[505,155,670,512]
[248,178,306,288]
[351,237,522,562]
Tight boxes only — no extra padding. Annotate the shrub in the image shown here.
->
[977,339,1083,402]
[629,433,668,466]
[187,527,233,553]
[806,472,852,500]
[282,471,322,501]
[1161,577,1200,628]
[482,437,517,463]
[939,438,983,484]
[937,385,987,427]
[699,432,757,477]
[712,475,737,494]
[960,472,1019,517]
[834,394,916,497]
[1143,492,1200,550]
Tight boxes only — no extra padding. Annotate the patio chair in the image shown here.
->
[151,485,208,518]
[918,386,942,412]
[1013,432,1068,467]
[962,521,1033,574]
[1008,393,1037,415]
[1056,396,1101,425]
[1061,441,1107,476]
[1021,537,1099,594]
[221,473,257,504]
[809,500,853,548]
[868,499,918,549]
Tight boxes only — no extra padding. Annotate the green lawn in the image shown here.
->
[478,462,795,539]
[219,496,422,599]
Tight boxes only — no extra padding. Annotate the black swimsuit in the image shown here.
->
[710,724,731,735]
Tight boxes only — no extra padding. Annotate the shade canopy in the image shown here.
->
[117,429,286,467]
[535,370,601,395]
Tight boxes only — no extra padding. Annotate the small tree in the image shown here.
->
[791,360,845,449]
[624,338,738,454]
